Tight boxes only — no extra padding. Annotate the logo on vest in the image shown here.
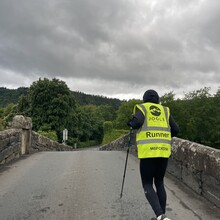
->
[149,105,165,122]
[150,105,161,116]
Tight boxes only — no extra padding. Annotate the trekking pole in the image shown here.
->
[120,127,133,199]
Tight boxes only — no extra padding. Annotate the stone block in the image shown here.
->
[0,132,7,141]
[182,166,202,195]
[0,138,10,152]
[5,152,17,164]
[0,146,14,162]
[0,129,18,140]
[202,174,220,208]
[10,134,19,145]
[167,159,182,180]
[12,115,32,130]
[0,159,6,165]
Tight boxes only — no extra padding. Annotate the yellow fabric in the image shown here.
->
[134,103,171,158]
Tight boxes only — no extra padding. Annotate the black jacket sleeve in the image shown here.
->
[169,114,180,137]
[127,108,144,129]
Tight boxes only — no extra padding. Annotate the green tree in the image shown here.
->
[38,130,58,141]
[76,105,104,144]
[209,88,220,148]
[96,105,117,121]
[160,91,175,104]
[165,87,219,148]
[27,78,76,141]
[16,95,30,116]
[103,121,113,133]
[1,103,18,128]
[115,99,142,129]
[0,87,28,107]
[181,87,212,144]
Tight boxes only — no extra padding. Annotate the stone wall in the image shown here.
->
[31,131,72,152]
[170,138,220,208]
[100,134,220,208]
[0,115,72,166]
[0,129,21,165]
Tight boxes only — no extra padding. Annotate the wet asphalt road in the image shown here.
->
[0,150,220,220]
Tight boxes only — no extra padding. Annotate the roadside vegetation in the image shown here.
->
[0,79,219,149]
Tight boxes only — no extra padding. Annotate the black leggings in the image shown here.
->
[140,158,168,217]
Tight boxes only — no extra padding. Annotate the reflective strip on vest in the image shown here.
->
[134,103,171,158]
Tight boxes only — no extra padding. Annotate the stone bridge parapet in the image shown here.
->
[31,131,72,152]
[100,134,220,208]
[0,129,21,165]
[0,115,72,166]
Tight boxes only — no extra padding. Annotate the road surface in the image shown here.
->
[0,150,219,220]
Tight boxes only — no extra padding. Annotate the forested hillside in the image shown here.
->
[72,91,121,110]
[0,87,122,109]
[0,80,219,149]
[0,87,28,107]
[0,78,122,147]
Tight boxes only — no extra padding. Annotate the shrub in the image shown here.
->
[102,129,129,145]
[38,130,58,141]
[103,121,113,133]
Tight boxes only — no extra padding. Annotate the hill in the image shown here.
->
[72,91,121,110]
[0,87,122,109]
[0,87,28,107]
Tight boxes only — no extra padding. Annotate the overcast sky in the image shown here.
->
[0,0,220,100]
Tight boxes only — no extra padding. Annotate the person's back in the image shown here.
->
[128,89,179,220]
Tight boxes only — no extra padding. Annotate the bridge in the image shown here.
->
[0,115,220,220]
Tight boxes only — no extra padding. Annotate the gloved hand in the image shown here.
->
[127,120,132,127]
[127,114,136,128]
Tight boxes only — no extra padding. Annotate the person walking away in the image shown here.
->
[127,89,179,220]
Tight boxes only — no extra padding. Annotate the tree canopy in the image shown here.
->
[0,87,28,107]
[7,78,119,147]
[26,78,76,141]
[0,81,219,149]
[112,87,220,149]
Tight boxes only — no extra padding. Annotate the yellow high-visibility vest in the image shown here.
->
[133,102,171,158]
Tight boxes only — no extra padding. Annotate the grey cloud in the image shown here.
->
[0,0,220,98]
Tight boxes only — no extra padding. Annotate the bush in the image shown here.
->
[102,129,129,145]
[103,121,113,133]
[78,140,99,148]
[0,119,3,131]
[38,130,58,141]
[66,137,79,147]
